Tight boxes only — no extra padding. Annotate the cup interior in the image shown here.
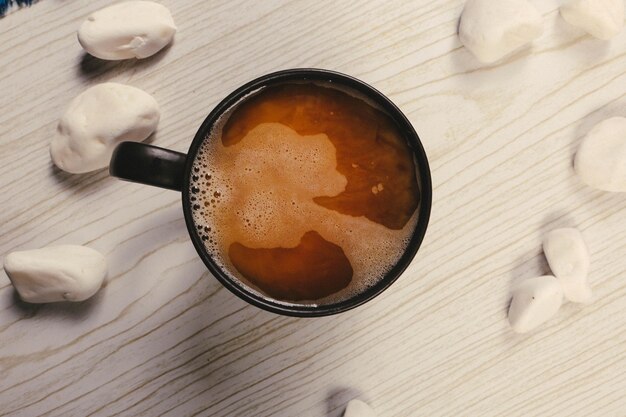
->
[181,68,432,317]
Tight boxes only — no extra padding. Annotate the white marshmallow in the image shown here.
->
[344,400,376,417]
[458,0,544,64]
[575,117,626,192]
[560,0,624,40]
[543,228,592,303]
[3,245,107,303]
[78,1,176,60]
[50,82,160,174]
[509,276,563,333]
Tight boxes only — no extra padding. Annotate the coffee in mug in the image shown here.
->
[188,81,420,304]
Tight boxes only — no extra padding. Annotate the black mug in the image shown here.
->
[110,68,432,317]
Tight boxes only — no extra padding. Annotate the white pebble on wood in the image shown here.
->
[575,117,626,192]
[543,228,592,304]
[3,245,107,303]
[509,276,563,333]
[50,82,160,174]
[560,0,624,40]
[458,0,543,64]
[78,1,177,60]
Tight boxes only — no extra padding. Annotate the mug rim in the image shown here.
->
[181,68,432,317]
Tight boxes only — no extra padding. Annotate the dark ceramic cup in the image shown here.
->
[110,68,432,317]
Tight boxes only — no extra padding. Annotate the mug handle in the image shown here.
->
[109,142,187,191]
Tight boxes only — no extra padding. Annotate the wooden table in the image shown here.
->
[1,1,625,416]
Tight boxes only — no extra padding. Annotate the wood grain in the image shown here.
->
[1,0,625,416]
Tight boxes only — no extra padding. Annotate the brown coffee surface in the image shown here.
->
[190,82,420,303]
[221,83,419,230]
[229,231,353,301]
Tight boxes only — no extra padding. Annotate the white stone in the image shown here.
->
[78,1,176,60]
[50,83,160,173]
[560,0,624,40]
[3,245,107,303]
[344,399,376,417]
[575,117,626,192]
[509,276,563,333]
[458,0,543,63]
[543,228,592,303]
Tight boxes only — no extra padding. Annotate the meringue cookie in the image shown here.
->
[50,82,160,173]
[3,245,107,303]
[78,1,176,60]
[509,276,563,333]
[543,228,592,303]
[344,399,376,417]
[560,0,624,40]
[575,117,626,192]
[459,0,543,63]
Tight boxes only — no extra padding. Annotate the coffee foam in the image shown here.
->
[189,84,419,306]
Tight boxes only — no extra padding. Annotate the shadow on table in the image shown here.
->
[48,129,159,194]
[570,101,626,170]
[9,284,104,321]
[0,280,107,339]
[49,162,112,194]
[326,386,365,417]
[77,40,175,82]
[127,294,374,416]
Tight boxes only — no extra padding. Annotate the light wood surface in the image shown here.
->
[1,1,625,416]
